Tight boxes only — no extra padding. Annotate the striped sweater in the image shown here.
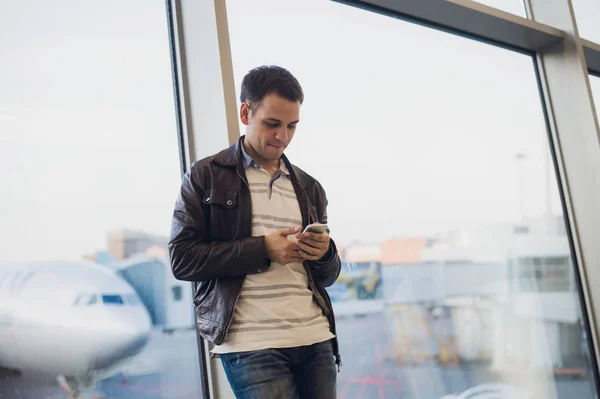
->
[212,158,334,354]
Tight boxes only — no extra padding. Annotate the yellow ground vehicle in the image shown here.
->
[327,261,382,302]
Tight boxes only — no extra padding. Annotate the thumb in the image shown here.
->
[280,226,301,236]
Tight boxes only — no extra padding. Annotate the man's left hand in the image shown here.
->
[296,230,330,261]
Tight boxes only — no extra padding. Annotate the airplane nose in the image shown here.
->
[91,315,151,370]
[117,325,150,357]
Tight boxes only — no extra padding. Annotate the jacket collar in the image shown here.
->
[212,135,304,189]
[212,135,244,167]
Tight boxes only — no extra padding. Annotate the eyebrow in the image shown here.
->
[264,118,300,124]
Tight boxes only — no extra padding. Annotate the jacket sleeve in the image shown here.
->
[309,182,341,287]
[168,164,270,282]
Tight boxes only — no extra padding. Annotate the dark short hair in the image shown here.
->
[240,65,304,110]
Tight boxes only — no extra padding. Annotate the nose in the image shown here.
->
[274,127,292,143]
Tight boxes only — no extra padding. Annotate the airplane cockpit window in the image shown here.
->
[102,294,124,305]
[74,293,98,306]
[75,294,135,305]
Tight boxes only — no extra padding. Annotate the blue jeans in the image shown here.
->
[220,340,337,399]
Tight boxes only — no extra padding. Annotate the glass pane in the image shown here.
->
[0,1,204,398]
[572,0,600,44]
[473,0,527,17]
[592,75,600,113]
[226,0,598,397]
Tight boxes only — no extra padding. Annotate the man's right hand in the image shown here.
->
[264,226,304,265]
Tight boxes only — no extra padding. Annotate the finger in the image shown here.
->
[299,236,328,248]
[297,240,321,254]
[285,241,300,251]
[299,249,320,261]
[297,238,320,249]
[301,232,329,242]
[288,249,304,258]
[297,241,322,257]
[280,226,301,236]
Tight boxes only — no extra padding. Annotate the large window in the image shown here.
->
[518,257,572,292]
[226,0,597,397]
[0,1,203,398]
[475,0,526,16]
[572,0,600,44]
[591,75,600,114]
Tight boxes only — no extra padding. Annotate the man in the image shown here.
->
[169,65,342,399]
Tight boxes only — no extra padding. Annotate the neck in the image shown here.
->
[242,139,280,173]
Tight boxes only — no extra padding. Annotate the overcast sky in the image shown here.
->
[1,0,599,261]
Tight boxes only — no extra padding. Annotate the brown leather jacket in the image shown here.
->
[168,136,342,368]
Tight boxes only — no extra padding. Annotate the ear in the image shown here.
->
[240,102,251,126]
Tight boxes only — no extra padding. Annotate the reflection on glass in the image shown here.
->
[0,1,203,398]
[572,0,600,44]
[226,0,598,398]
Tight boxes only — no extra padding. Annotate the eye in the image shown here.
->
[264,121,278,128]
[288,124,297,130]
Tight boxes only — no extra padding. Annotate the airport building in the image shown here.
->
[107,255,195,332]
[379,215,585,374]
[107,229,169,260]
[4,1,600,399]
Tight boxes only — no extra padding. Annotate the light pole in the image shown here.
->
[544,148,552,220]
[516,153,528,223]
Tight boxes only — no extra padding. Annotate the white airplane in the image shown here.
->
[0,260,152,398]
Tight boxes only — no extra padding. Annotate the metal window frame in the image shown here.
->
[165,0,239,398]
[525,0,600,391]
[168,0,600,397]
[333,0,565,54]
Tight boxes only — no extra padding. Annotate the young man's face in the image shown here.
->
[240,92,300,163]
